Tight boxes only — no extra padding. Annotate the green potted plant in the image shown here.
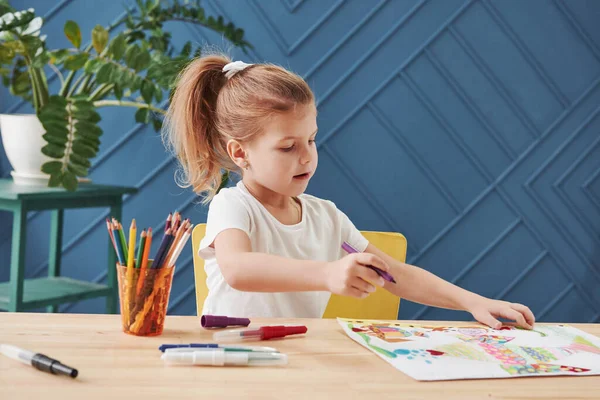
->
[0,0,251,190]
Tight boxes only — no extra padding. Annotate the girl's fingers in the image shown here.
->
[510,303,535,326]
[350,277,376,294]
[356,265,385,287]
[347,286,369,299]
[497,307,530,329]
[354,253,390,272]
[475,312,502,330]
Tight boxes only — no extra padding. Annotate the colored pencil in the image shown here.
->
[118,222,128,263]
[142,228,152,270]
[164,219,187,267]
[106,219,122,264]
[152,228,173,269]
[165,213,172,233]
[127,219,137,270]
[124,220,137,323]
[136,228,152,297]
[112,222,126,266]
[166,225,192,267]
[173,212,181,232]
[135,230,146,269]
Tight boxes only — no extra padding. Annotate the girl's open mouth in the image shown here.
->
[293,173,310,180]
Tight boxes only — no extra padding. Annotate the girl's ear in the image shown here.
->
[227,139,248,170]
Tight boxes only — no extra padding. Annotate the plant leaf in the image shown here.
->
[74,120,102,137]
[64,53,89,70]
[109,34,126,60]
[79,136,100,151]
[38,96,99,191]
[154,85,163,102]
[96,63,113,83]
[113,84,123,100]
[62,171,78,191]
[72,140,97,158]
[48,172,63,187]
[134,49,150,72]
[0,44,15,63]
[48,49,70,64]
[42,143,65,158]
[124,44,140,69]
[132,74,143,92]
[91,24,109,54]
[64,20,82,49]
[41,161,63,175]
[10,67,31,97]
[72,106,101,123]
[180,41,192,57]
[83,58,101,74]
[67,163,88,177]
[70,152,91,168]
[140,80,153,104]
[44,95,68,108]
[151,116,162,132]
[135,107,149,124]
[42,132,67,146]
[40,118,69,133]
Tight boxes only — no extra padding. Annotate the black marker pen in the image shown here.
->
[0,344,78,378]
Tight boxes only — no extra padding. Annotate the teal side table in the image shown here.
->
[0,179,137,313]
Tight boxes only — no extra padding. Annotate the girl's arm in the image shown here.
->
[214,229,387,297]
[364,243,536,329]
[214,228,326,292]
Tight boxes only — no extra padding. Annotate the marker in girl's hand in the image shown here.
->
[342,242,397,284]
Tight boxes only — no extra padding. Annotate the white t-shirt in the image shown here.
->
[198,180,369,318]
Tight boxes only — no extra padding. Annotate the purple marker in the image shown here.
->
[201,315,251,328]
[342,242,397,284]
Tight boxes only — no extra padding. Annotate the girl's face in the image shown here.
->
[243,103,318,198]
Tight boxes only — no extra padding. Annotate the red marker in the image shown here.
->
[213,326,308,342]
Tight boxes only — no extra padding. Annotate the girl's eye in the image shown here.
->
[281,139,316,152]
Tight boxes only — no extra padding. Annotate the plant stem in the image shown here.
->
[48,63,65,88]
[88,83,114,102]
[84,77,96,93]
[61,102,75,173]
[27,70,40,112]
[25,58,47,112]
[68,72,88,97]
[93,100,166,115]
[34,65,49,106]
[74,74,93,95]
[59,70,76,97]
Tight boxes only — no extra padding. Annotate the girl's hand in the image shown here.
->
[468,297,535,330]
[325,253,389,298]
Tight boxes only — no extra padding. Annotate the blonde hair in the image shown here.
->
[162,51,315,203]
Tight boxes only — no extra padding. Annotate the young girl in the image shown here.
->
[163,53,535,330]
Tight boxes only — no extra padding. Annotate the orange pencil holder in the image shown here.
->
[116,261,174,336]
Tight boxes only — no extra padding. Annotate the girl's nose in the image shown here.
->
[300,152,311,165]
[299,145,312,164]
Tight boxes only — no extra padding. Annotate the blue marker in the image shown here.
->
[158,344,278,353]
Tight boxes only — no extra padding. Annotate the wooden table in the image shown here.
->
[0,313,598,399]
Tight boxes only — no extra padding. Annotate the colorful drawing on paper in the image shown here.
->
[338,318,600,381]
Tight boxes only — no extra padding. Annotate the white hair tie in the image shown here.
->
[222,60,253,79]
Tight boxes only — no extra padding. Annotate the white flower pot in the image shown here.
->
[0,113,52,186]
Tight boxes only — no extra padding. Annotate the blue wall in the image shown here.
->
[1,0,599,322]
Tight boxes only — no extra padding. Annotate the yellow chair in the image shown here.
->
[191,224,406,320]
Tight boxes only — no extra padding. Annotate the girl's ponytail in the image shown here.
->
[163,54,235,202]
